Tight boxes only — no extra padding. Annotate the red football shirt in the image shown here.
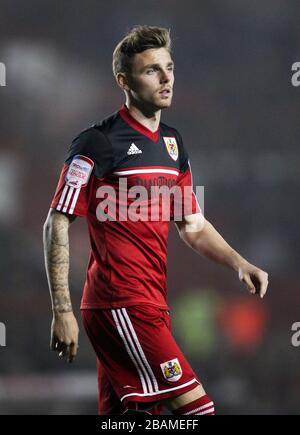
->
[51,105,200,309]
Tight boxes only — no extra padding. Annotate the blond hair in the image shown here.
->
[112,25,171,76]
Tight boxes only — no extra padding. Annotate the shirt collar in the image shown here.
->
[118,104,160,142]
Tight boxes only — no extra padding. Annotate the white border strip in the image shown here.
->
[56,185,69,211]
[184,401,214,415]
[120,378,199,402]
[62,186,74,213]
[194,407,215,415]
[113,169,179,176]
[68,187,81,214]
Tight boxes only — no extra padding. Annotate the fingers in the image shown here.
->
[58,344,69,358]
[252,271,269,299]
[259,273,269,299]
[51,338,65,353]
[259,283,268,299]
[239,268,269,299]
[50,336,78,363]
[68,342,78,363]
[50,336,62,352]
[239,271,256,295]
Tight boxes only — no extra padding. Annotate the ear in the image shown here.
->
[116,72,130,91]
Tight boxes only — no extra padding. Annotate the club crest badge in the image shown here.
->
[160,358,182,382]
[163,137,178,161]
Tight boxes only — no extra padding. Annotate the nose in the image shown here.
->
[160,69,171,83]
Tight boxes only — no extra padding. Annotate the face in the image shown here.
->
[121,47,175,111]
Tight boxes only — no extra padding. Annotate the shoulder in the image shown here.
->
[92,110,123,135]
[72,109,120,144]
[70,110,122,154]
[68,127,109,159]
[66,125,114,166]
[160,121,181,138]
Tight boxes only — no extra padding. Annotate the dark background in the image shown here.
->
[0,0,299,414]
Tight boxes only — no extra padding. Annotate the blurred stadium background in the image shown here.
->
[0,0,299,415]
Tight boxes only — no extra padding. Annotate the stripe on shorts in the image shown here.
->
[121,308,159,392]
[111,308,159,395]
[184,401,215,415]
[111,309,148,394]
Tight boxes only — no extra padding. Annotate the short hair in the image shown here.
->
[112,25,172,76]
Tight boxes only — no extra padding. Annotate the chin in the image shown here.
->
[161,101,172,109]
[156,98,172,109]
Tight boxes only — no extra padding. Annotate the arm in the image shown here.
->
[43,208,79,363]
[175,213,269,298]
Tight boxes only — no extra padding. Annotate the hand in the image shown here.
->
[50,312,79,363]
[238,262,269,299]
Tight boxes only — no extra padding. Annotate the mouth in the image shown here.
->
[159,88,172,97]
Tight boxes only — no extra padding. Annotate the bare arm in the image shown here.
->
[175,213,269,298]
[43,208,79,362]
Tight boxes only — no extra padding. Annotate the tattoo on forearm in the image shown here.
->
[44,212,73,313]
[53,291,73,313]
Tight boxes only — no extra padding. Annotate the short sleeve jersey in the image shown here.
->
[51,104,200,310]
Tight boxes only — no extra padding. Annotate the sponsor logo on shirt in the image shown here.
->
[163,137,178,161]
[66,155,94,188]
[160,358,182,382]
[135,176,176,193]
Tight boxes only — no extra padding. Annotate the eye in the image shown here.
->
[146,68,155,74]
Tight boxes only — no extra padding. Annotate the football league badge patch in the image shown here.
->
[160,358,182,382]
[163,137,178,161]
[65,155,94,188]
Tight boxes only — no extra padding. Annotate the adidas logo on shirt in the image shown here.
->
[127,143,142,155]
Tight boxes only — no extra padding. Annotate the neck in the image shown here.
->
[125,99,161,133]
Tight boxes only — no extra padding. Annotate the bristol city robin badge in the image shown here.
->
[160,358,182,382]
[163,137,179,161]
